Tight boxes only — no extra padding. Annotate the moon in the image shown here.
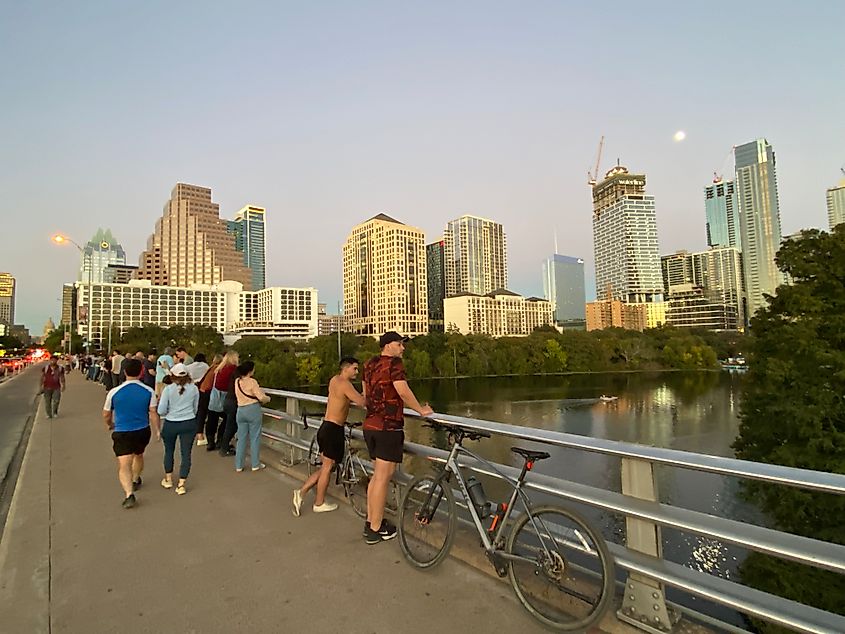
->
[673,130,687,142]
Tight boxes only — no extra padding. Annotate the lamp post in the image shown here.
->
[52,234,93,355]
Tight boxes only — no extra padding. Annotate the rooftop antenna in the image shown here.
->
[554,228,559,255]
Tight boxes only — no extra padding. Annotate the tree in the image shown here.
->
[733,227,845,625]
[296,355,323,385]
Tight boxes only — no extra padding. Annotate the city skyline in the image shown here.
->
[3,3,844,329]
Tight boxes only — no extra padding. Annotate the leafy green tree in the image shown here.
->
[296,355,322,385]
[542,338,568,373]
[733,227,845,625]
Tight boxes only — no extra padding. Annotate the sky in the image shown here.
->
[2,1,844,332]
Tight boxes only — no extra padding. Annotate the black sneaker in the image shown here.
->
[365,520,397,544]
[132,477,142,491]
[362,521,370,537]
[122,494,137,509]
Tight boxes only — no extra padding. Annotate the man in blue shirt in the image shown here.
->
[103,358,161,509]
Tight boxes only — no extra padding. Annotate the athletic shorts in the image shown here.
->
[363,429,405,464]
[112,427,152,457]
[317,420,345,463]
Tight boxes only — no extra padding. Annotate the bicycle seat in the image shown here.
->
[510,447,551,461]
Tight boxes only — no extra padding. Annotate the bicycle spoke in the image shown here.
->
[398,474,456,569]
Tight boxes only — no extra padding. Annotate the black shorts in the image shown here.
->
[317,420,345,463]
[363,429,405,464]
[112,427,152,457]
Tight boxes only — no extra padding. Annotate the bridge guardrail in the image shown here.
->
[259,388,845,634]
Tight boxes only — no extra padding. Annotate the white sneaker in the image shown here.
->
[197,438,208,446]
[160,478,173,489]
[251,463,266,471]
[313,502,338,513]
[292,489,303,517]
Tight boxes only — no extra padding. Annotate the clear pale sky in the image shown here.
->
[2,1,844,332]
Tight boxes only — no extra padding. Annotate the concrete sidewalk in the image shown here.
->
[0,372,557,634]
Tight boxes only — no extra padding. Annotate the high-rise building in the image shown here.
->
[103,264,139,284]
[443,215,507,296]
[444,290,553,337]
[661,246,745,329]
[61,283,77,325]
[79,228,127,283]
[342,214,428,337]
[542,254,586,327]
[137,183,253,290]
[0,272,15,326]
[426,239,446,332]
[705,180,740,249]
[734,139,783,317]
[317,303,343,336]
[227,205,267,290]
[591,165,663,303]
[827,177,845,230]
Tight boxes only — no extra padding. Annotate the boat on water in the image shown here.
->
[599,395,618,403]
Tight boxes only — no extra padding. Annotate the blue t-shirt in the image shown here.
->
[104,380,157,432]
[155,354,174,383]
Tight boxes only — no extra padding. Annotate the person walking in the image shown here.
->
[185,353,210,445]
[198,354,223,451]
[142,352,157,389]
[214,350,240,457]
[111,350,124,387]
[293,357,365,516]
[102,358,160,509]
[233,361,270,472]
[157,363,199,495]
[41,355,66,419]
[361,332,433,544]
[155,347,175,397]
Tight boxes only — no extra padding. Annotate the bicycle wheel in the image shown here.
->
[343,457,369,519]
[306,435,321,476]
[506,505,613,631]
[398,473,456,569]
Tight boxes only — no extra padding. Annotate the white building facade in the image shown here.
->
[444,290,552,337]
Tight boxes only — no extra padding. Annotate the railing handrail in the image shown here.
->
[263,388,845,495]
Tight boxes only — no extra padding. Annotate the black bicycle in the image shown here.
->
[398,421,614,631]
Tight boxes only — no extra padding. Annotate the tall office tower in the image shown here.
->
[137,183,253,290]
[78,228,127,283]
[342,214,428,337]
[443,215,507,296]
[61,283,76,325]
[592,165,663,303]
[705,180,740,248]
[426,239,446,332]
[0,273,15,325]
[696,246,745,327]
[227,205,267,290]
[827,177,845,229]
[734,139,784,317]
[542,254,586,327]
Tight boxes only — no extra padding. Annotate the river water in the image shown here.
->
[403,370,762,623]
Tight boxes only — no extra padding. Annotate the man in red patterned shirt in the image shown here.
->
[362,332,433,544]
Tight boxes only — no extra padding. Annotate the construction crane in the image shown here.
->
[587,136,605,187]
[712,146,736,183]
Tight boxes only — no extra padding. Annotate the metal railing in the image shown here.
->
[259,388,845,634]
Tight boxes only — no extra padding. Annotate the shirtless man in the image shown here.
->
[292,357,365,516]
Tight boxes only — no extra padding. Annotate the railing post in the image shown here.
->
[618,457,677,633]
[283,397,300,466]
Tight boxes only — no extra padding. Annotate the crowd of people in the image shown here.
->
[70,331,433,545]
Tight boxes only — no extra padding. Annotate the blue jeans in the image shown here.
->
[235,403,263,470]
[162,418,196,479]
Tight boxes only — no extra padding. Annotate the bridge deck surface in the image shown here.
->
[0,370,616,633]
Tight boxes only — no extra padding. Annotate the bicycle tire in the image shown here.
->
[306,435,321,476]
[398,473,456,569]
[506,505,613,632]
[344,458,369,519]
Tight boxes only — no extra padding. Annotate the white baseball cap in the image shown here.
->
[170,363,189,377]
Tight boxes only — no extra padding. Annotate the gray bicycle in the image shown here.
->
[398,421,614,632]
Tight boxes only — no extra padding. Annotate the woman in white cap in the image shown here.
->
[157,363,199,494]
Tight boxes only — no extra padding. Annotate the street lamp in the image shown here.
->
[52,234,93,355]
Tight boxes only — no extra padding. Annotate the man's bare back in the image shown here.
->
[325,374,365,425]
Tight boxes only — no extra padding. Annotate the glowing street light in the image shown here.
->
[51,234,92,354]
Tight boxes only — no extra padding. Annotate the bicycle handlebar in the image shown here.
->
[423,420,491,441]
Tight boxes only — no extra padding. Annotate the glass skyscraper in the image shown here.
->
[443,215,507,296]
[227,205,267,290]
[78,228,127,284]
[426,239,446,331]
[704,180,740,249]
[734,139,783,317]
[827,178,845,230]
[542,254,586,327]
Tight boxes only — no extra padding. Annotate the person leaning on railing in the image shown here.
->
[196,353,223,451]
[214,350,240,457]
[233,361,271,472]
